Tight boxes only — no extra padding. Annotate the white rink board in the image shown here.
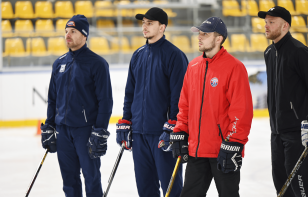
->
[0,67,129,121]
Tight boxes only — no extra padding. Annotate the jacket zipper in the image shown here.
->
[64,57,75,124]
[274,45,279,134]
[56,108,59,117]
[82,106,88,122]
[218,124,224,141]
[195,61,208,158]
[290,102,299,119]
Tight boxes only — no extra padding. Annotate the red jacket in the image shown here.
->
[174,47,253,158]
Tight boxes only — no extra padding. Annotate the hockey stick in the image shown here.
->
[165,156,182,197]
[277,146,308,197]
[103,143,125,197]
[25,149,49,197]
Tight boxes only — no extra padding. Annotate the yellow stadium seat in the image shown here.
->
[89,37,112,55]
[131,36,146,51]
[241,0,259,16]
[250,34,269,52]
[94,1,114,17]
[223,37,233,52]
[278,0,298,14]
[251,17,265,33]
[15,20,34,37]
[153,1,177,17]
[133,1,150,16]
[15,1,35,18]
[75,1,93,18]
[55,1,74,18]
[2,2,14,19]
[123,19,134,27]
[291,16,307,32]
[231,34,248,52]
[296,0,308,14]
[2,20,13,37]
[48,37,68,56]
[30,37,48,56]
[292,33,307,45]
[259,0,275,11]
[111,37,131,53]
[114,0,133,17]
[35,19,55,37]
[35,1,54,18]
[97,19,115,28]
[4,38,27,56]
[55,19,67,36]
[171,35,192,53]
[191,35,199,52]
[223,0,245,16]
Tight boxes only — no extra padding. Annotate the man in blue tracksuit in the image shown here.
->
[40,15,113,197]
[116,8,188,197]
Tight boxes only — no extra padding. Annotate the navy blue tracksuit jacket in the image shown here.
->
[123,35,188,134]
[46,44,113,129]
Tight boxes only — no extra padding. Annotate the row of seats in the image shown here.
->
[2,0,176,19]
[4,33,307,57]
[223,0,308,16]
[2,19,174,37]
[252,16,308,32]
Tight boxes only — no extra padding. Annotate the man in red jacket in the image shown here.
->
[170,17,253,197]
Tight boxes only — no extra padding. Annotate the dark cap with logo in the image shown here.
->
[191,17,228,39]
[66,15,89,38]
[258,6,291,26]
[135,7,168,26]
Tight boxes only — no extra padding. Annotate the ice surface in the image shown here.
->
[0,118,276,197]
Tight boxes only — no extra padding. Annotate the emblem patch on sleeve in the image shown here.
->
[60,64,66,72]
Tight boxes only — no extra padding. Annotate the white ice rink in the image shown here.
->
[0,118,276,197]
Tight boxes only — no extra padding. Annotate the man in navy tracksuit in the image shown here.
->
[116,8,188,197]
[40,15,113,197]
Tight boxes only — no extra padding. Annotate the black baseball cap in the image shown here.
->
[135,7,168,26]
[258,6,291,26]
[191,17,228,39]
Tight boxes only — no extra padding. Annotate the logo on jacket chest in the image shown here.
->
[59,64,66,73]
[210,77,218,87]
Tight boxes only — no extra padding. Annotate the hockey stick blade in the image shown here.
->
[277,146,308,197]
[165,156,181,197]
[103,143,125,197]
[25,149,49,197]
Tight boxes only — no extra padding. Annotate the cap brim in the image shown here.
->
[135,14,157,21]
[258,11,280,19]
[191,26,200,33]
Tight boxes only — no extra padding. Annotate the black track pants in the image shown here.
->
[271,132,308,197]
[180,156,240,197]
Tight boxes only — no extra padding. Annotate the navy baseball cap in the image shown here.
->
[191,17,228,39]
[136,7,168,26]
[66,15,89,38]
[258,6,291,26]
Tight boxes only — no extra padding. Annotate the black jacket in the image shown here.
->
[265,32,308,134]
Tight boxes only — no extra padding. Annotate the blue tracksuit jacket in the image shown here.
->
[123,35,188,135]
[46,44,113,129]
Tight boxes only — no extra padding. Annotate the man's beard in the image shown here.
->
[200,39,216,52]
[144,35,154,40]
[266,27,282,40]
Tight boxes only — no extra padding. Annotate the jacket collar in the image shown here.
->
[202,46,226,64]
[69,43,87,57]
[146,35,165,48]
[273,31,291,51]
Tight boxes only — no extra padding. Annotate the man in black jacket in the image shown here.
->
[258,6,308,196]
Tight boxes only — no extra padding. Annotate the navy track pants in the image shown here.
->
[56,125,103,197]
[132,133,183,197]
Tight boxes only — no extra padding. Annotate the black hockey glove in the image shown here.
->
[87,126,110,159]
[158,120,177,151]
[40,123,57,153]
[170,131,189,163]
[217,140,244,173]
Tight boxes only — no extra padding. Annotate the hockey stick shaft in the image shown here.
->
[165,156,181,197]
[103,143,125,197]
[25,149,49,197]
[277,146,308,197]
